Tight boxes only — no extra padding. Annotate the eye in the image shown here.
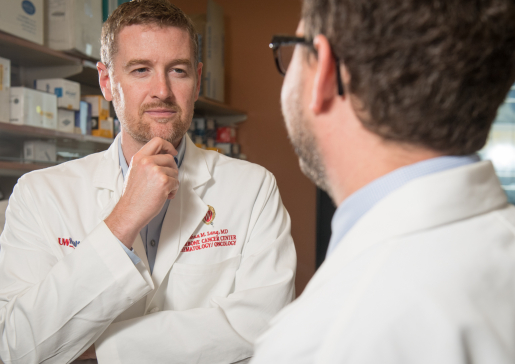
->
[172,68,186,75]
[133,67,148,74]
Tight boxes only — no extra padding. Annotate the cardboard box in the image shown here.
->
[24,140,57,162]
[189,0,225,102]
[74,101,92,135]
[0,0,44,45]
[35,79,81,110]
[216,126,236,143]
[46,0,103,59]
[81,95,110,132]
[10,87,57,129]
[0,57,11,123]
[215,142,231,156]
[92,116,113,138]
[57,109,75,133]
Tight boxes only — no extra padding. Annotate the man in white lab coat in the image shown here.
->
[251,0,515,363]
[0,1,296,363]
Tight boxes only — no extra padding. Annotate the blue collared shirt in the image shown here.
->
[326,154,480,257]
[117,137,186,273]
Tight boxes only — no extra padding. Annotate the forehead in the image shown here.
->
[115,24,192,62]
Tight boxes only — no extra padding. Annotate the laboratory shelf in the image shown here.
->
[0,161,54,177]
[0,123,113,152]
[195,97,247,124]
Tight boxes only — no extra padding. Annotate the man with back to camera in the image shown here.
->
[251,0,515,363]
[0,1,296,363]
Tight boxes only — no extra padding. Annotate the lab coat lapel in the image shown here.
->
[92,135,151,271]
[93,135,123,220]
[146,135,211,305]
[303,161,508,297]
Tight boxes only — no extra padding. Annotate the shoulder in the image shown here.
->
[18,150,106,190]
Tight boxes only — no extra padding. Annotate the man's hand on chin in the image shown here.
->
[77,345,96,360]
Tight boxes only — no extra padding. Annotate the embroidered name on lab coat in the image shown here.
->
[181,229,237,253]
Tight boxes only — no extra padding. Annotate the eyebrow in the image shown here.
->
[124,58,193,69]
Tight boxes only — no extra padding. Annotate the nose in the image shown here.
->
[150,70,173,101]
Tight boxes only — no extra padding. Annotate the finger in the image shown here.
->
[130,154,177,172]
[148,154,178,169]
[156,165,179,179]
[140,137,178,157]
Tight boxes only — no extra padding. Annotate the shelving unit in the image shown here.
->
[0,30,247,179]
[0,123,112,150]
[0,161,54,178]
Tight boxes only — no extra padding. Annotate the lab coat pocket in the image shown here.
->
[169,254,241,311]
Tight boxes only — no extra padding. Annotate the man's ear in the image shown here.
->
[309,34,340,115]
[97,62,113,102]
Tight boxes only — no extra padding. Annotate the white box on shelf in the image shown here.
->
[46,0,103,59]
[57,109,75,133]
[35,79,81,110]
[0,57,11,123]
[24,141,57,163]
[10,87,57,129]
[0,0,44,45]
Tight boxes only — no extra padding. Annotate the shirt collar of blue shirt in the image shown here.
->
[118,136,186,180]
[326,154,480,257]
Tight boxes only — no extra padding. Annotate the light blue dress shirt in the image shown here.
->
[117,137,186,273]
[326,154,480,257]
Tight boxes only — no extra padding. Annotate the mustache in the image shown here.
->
[140,102,181,115]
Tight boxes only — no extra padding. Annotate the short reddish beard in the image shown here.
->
[117,98,191,146]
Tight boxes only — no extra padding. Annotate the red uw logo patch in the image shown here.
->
[58,237,81,249]
[203,205,216,225]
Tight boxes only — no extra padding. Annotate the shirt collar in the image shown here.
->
[118,136,187,180]
[326,154,480,257]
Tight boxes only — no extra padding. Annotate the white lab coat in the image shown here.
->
[251,161,515,364]
[0,135,296,364]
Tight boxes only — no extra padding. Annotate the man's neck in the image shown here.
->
[319,119,442,206]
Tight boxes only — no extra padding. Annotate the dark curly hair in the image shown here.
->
[302,0,515,155]
[101,0,198,70]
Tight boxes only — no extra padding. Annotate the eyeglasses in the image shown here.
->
[269,35,344,96]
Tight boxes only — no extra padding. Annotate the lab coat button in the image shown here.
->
[150,239,156,247]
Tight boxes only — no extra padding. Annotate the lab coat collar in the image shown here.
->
[303,160,508,297]
[93,134,123,193]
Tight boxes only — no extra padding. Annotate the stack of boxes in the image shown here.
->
[36,79,80,133]
[82,95,113,138]
[1,74,112,139]
[189,118,244,159]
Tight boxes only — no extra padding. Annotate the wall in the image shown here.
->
[172,0,316,294]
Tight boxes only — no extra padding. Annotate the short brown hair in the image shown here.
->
[302,0,515,155]
[101,0,198,69]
